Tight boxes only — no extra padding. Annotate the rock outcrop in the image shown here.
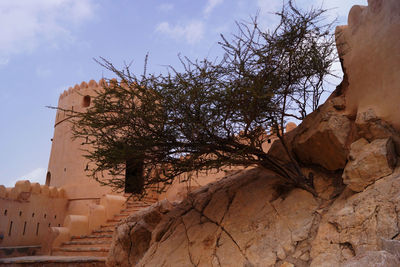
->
[335,0,400,131]
[107,200,174,266]
[108,168,321,267]
[341,251,400,267]
[342,138,397,192]
[106,0,400,266]
[310,170,400,266]
[293,108,352,171]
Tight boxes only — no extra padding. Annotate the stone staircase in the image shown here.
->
[52,196,158,257]
[0,196,158,266]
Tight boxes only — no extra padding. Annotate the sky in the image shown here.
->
[0,0,367,187]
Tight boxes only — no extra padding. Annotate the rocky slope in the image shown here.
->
[106,0,400,266]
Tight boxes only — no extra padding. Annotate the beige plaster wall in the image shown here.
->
[0,181,67,247]
[47,80,115,199]
[336,0,400,128]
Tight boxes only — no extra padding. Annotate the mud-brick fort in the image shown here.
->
[0,79,282,263]
[2,0,400,265]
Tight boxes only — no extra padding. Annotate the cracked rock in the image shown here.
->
[342,138,397,192]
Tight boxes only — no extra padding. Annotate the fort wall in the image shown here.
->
[0,181,67,248]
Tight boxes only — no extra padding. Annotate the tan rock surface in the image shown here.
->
[293,111,351,171]
[311,170,400,266]
[108,167,400,267]
[341,250,400,267]
[336,0,400,133]
[105,1,400,266]
[106,200,174,267]
[109,168,320,267]
[342,138,397,192]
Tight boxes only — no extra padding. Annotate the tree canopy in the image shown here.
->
[69,0,337,197]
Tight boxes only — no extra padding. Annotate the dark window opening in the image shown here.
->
[44,214,47,219]
[82,95,91,107]
[36,223,40,236]
[48,223,51,227]
[8,221,13,236]
[54,215,57,219]
[267,139,271,144]
[58,224,61,227]
[23,222,27,235]
[19,211,22,216]
[125,158,144,194]
[4,210,7,216]
[46,172,51,186]
[32,213,35,218]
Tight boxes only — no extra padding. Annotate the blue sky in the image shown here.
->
[0,0,366,187]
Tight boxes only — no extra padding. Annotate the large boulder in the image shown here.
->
[292,109,352,171]
[342,138,397,192]
[268,95,353,172]
[109,168,320,267]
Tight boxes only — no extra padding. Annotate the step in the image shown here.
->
[107,218,121,224]
[125,202,152,207]
[120,208,142,213]
[62,240,111,248]
[0,246,41,258]
[71,234,113,241]
[0,256,106,266]
[114,214,129,219]
[114,214,130,220]
[126,198,157,203]
[99,225,115,231]
[126,204,152,209]
[52,247,109,257]
[92,229,113,234]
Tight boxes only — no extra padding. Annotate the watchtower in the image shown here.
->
[46,79,114,199]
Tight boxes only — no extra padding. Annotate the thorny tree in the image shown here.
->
[68,1,337,197]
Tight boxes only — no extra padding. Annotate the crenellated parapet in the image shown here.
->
[59,79,102,100]
[0,181,68,248]
[0,180,66,201]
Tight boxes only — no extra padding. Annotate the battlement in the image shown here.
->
[58,78,123,101]
[0,181,68,248]
[0,180,66,201]
[59,79,101,100]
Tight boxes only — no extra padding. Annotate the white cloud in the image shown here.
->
[204,0,224,16]
[156,21,205,44]
[4,167,47,187]
[0,0,97,64]
[158,3,174,12]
